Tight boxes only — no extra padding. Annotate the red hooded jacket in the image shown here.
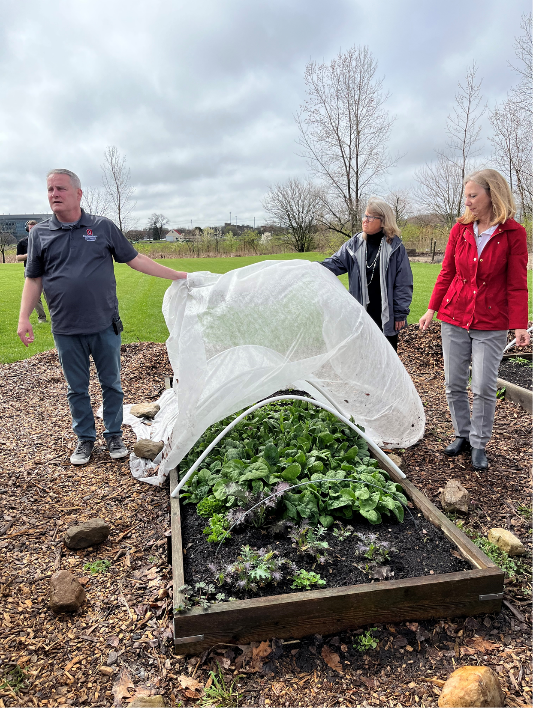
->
[428,218,529,331]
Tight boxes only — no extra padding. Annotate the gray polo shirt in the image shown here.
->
[26,210,138,335]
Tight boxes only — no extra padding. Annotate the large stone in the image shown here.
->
[130,402,160,419]
[50,570,86,614]
[488,528,525,556]
[133,439,164,460]
[64,518,111,550]
[440,479,470,514]
[438,666,504,707]
[130,697,166,708]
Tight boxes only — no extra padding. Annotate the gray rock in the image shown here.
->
[64,518,111,550]
[130,402,160,419]
[440,479,470,514]
[130,697,166,708]
[50,570,86,614]
[107,650,118,666]
[133,439,164,460]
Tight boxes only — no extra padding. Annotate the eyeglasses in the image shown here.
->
[362,214,381,222]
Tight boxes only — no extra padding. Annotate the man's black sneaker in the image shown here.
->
[107,436,129,460]
[70,440,94,465]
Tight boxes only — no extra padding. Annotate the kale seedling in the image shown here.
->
[175,582,228,612]
[289,522,329,563]
[203,513,231,543]
[332,521,353,541]
[212,545,295,592]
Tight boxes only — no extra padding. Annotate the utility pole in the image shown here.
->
[230,212,231,225]
[254,217,255,229]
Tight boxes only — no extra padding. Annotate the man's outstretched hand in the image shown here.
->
[18,318,35,347]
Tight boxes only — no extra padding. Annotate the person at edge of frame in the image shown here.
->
[17,168,188,467]
[16,219,48,323]
[320,196,413,352]
[419,168,530,472]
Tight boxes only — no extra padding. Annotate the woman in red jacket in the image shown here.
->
[419,169,529,470]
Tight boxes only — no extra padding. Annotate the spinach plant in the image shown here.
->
[181,401,407,527]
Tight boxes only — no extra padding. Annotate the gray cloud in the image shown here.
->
[0,0,528,226]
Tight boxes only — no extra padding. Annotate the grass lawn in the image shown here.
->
[1,253,518,364]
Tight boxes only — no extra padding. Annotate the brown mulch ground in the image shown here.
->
[0,331,531,707]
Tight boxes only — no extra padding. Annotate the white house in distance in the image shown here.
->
[165,229,182,242]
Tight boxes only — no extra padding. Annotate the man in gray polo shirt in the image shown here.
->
[17,168,187,465]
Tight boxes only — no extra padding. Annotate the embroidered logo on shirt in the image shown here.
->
[83,229,97,242]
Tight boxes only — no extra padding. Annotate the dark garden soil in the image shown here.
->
[0,328,531,708]
[498,359,533,391]
[181,503,471,601]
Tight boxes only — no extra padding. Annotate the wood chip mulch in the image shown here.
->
[0,332,531,708]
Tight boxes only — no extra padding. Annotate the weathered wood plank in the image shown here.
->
[497,377,532,413]
[170,470,185,612]
[174,567,503,653]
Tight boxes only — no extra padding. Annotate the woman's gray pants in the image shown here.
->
[441,322,507,450]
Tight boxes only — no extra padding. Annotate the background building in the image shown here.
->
[0,214,51,241]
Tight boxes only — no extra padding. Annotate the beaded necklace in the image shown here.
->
[366,237,383,285]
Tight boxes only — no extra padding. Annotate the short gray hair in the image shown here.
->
[365,196,401,242]
[46,169,82,190]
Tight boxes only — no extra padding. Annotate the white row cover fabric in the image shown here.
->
[127,260,425,486]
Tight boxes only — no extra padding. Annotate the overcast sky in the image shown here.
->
[0,0,528,227]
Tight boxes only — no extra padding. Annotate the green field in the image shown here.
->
[1,254,445,364]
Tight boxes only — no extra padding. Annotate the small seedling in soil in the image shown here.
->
[200,663,243,707]
[291,569,326,589]
[289,522,329,562]
[83,559,111,575]
[0,665,28,694]
[203,513,231,543]
[210,545,296,592]
[496,387,506,400]
[510,356,533,367]
[332,521,353,541]
[354,628,379,652]
[176,582,228,612]
[148,556,159,564]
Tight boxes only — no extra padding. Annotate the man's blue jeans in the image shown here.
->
[53,324,123,441]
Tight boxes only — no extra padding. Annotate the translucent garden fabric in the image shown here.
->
[135,260,425,485]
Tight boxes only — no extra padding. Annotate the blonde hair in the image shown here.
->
[458,169,516,225]
[362,197,401,243]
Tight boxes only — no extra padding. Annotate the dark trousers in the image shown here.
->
[53,324,123,441]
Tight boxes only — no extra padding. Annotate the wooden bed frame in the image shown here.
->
[169,453,504,654]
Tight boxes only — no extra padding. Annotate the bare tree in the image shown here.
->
[296,46,397,235]
[263,178,322,252]
[147,213,169,240]
[509,13,532,116]
[0,227,16,263]
[81,186,111,217]
[101,146,136,233]
[489,98,532,217]
[416,62,485,224]
[385,190,412,226]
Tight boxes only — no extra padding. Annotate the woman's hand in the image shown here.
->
[419,309,435,331]
[514,329,531,347]
[394,320,406,331]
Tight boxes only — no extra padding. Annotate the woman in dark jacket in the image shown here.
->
[321,197,413,351]
[419,169,529,470]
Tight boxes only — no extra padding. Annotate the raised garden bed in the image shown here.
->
[497,353,532,412]
[168,400,504,654]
